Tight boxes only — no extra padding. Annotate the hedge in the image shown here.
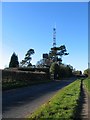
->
[1,69,50,90]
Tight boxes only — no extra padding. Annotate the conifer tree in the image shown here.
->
[9,52,19,68]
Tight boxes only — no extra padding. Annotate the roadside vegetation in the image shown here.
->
[2,80,51,91]
[84,77,90,94]
[83,68,90,94]
[2,69,50,90]
[3,46,82,91]
[27,79,81,119]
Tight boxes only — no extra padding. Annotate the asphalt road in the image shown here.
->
[2,78,76,118]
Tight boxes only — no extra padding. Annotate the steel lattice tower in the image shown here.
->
[53,27,56,48]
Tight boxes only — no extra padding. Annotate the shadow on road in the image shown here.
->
[2,78,75,113]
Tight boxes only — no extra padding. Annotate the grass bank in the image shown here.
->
[2,80,52,91]
[27,79,81,119]
[83,77,90,94]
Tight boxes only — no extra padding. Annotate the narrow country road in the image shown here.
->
[2,78,76,118]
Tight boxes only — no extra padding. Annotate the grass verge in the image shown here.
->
[27,79,81,119]
[83,77,90,94]
[2,80,52,91]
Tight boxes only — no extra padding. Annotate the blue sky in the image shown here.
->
[2,2,88,72]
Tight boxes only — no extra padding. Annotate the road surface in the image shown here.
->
[2,78,76,118]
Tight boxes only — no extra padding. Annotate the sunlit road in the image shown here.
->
[2,78,76,118]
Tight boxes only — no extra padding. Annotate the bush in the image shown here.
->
[59,65,73,78]
[50,62,60,79]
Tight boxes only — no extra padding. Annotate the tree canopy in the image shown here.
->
[84,68,90,77]
[50,62,73,79]
[36,45,69,68]
[20,49,35,67]
[49,45,69,63]
[9,52,19,68]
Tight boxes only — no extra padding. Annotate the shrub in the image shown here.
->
[50,62,60,79]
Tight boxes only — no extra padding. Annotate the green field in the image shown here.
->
[27,79,81,119]
[84,77,90,93]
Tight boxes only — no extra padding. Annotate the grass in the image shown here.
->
[2,81,29,90]
[27,79,81,119]
[83,77,90,94]
[2,80,52,91]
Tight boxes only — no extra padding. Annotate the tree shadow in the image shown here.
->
[2,79,75,113]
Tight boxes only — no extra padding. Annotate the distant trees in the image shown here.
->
[59,64,73,78]
[73,70,82,76]
[36,44,70,79]
[20,49,35,67]
[9,52,19,68]
[84,68,90,77]
[36,59,44,68]
[8,49,35,68]
[36,45,69,68]
[50,63,73,79]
